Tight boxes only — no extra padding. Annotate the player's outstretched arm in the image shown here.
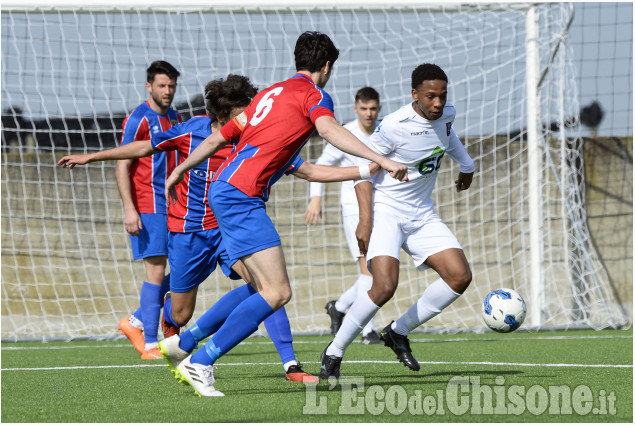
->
[57,140,157,168]
[165,131,228,204]
[354,181,374,256]
[314,115,408,182]
[292,162,379,183]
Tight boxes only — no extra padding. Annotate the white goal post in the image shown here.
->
[1,1,629,340]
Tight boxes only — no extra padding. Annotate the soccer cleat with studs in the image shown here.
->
[158,335,190,378]
[176,355,225,397]
[118,315,144,355]
[380,322,420,371]
[285,362,319,382]
[319,343,342,380]
[325,300,345,335]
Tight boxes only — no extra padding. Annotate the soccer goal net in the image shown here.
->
[1,1,629,340]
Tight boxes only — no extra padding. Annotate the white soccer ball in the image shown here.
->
[482,288,526,333]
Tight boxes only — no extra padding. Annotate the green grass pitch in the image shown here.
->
[1,328,632,422]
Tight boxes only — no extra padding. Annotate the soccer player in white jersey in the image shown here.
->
[305,87,382,344]
[320,63,475,378]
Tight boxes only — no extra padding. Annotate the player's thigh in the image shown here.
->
[241,245,291,309]
[424,248,472,293]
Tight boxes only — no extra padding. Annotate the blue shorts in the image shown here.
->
[168,229,241,293]
[129,213,168,260]
[208,181,281,261]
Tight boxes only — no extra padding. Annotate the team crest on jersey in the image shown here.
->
[446,122,452,136]
[171,119,179,126]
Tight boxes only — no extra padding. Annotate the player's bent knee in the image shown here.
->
[448,269,472,294]
[368,281,397,307]
[171,308,194,327]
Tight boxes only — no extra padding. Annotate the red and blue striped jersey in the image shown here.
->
[152,115,233,233]
[215,73,335,201]
[120,101,181,214]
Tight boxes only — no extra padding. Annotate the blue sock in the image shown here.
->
[264,307,296,365]
[132,307,142,321]
[162,295,176,327]
[140,281,162,344]
[191,292,274,366]
[159,274,170,306]
[179,283,256,353]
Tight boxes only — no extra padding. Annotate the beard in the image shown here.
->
[151,92,173,109]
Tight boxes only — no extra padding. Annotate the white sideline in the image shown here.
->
[2,359,632,372]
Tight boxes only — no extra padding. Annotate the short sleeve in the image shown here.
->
[307,88,335,124]
[285,155,305,175]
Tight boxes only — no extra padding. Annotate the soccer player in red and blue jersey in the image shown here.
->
[115,61,181,360]
[164,31,408,396]
[58,74,375,383]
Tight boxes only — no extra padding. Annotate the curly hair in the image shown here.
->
[204,74,258,121]
[411,63,448,89]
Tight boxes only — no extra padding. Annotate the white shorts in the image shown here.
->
[343,213,363,261]
[366,204,462,272]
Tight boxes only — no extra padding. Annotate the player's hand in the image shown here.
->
[380,158,408,182]
[57,154,93,169]
[368,162,381,177]
[165,169,185,205]
[355,219,372,256]
[304,196,322,225]
[124,207,141,236]
[455,172,473,192]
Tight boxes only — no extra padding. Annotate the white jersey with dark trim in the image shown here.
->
[365,102,474,216]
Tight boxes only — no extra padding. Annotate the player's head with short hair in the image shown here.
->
[411,63,447,89]
[146,60,180,83]
[411,64,448,121]
[294,31,340,74]
[353,86,381,133]
[204,74,258,124]
[355,87,380,104]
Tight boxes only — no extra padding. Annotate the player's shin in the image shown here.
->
[178,283,256,352]
[328,291,379,357]
[392,278,460,335]
[191,293,274,366]
[264,306,295,365]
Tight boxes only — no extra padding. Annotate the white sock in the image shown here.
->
[129,314,143,329]
[392,278,461,336]
[144,342,158,350]
[335,274,373,313]
[283,360,298,372]
[354,275,376,335]
[362,316,376,336]
[327,291,379,357]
